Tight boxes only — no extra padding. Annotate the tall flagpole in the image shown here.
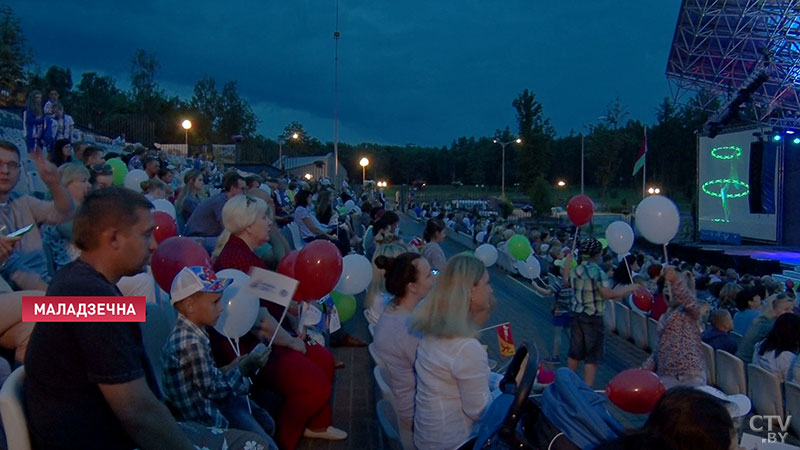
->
[333,0,340,182]
[642,126,647,198]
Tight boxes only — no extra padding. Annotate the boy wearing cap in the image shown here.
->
[568,238,638,387]
[162,266,277,448]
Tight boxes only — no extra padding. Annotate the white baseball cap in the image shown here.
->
[170,266,233,305]
[696,385,752,418]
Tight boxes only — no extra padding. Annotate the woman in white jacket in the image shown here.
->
[410,253,495,450]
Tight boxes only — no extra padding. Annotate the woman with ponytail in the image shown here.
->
[421,218,447,272]
[373,252,434,450]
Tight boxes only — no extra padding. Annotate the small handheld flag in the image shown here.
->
[497,322,516,357]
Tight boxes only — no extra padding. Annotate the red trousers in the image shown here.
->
[210,330,335,450]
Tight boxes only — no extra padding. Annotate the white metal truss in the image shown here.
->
[667,0,800,128]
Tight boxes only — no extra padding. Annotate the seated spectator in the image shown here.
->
[364,242,409,324]
[158,167,176,197]
[141,178,168,202]
[245,188,290,268]
[49,138,73,167]
[127,145,146,170]
[421,218,447,272]
[210,195,346,448]
[144,156,161,179]
[293,189,350,257]
[162,266,277,448]
[81,146,105,167]
[716,282,741,317]
[373,252,434,450]
[410,254,495,450]
[702,309,738,354]
[24,187,272,449]
[733,286,762,335]
[737,293,795,364]
[41,163,90,272]
[0,140,74,287]
[89,163,114,190]
[175,169,204,224]
[753,313,800,382]
[185,171,244,239]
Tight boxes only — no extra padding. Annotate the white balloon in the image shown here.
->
[335,254,373,295]
[474,244,498,267]
[516,255,541,280]
[152,199,176,219]
[214,269,259,340]
[635,195,680,245]
[476,231,487,243]
[605,221,635,255]
[124,169,149,192]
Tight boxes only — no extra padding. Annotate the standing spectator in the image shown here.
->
[50,102,74,141]
[22,90,44,153]
[702,309,738,354]
[531,255,574,363]
[24,187,272,450]
[42,88,59,115]
[421,218,447,272]
[568,238,637,387]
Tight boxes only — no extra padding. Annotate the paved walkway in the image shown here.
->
[298,213,652,449]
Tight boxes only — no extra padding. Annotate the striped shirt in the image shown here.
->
[569,261,611,316]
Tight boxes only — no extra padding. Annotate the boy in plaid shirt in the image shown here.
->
[162,266,277,448]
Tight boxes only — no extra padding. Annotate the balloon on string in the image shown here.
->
[277,251,299,279]
[152,211,177,244]
[635,195,680,245]
[294,240,343,301]
[151,237,212,292]
[106,158,128,186]
[214,269,259,339]
[606,369,666,414]
[633,287,654,312]
[335,254,373,295]
[476,231,486,243]
[598,238,608,249]
[516,256,541,280]
[605,221,635,255]
[152,199,176,219]
[566,195,594,227]
[474,244,498,267]
[330,290,356,322]
[508,235,532,261]
[124,169,149,192]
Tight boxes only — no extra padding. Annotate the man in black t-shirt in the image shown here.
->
[24,187,270,450]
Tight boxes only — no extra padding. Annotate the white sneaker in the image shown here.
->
[303,426,348,440]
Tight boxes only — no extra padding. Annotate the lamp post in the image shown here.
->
[493,138,521,197]
[359,157,369,185]
[181,120,191,156]
[278,132,300,172]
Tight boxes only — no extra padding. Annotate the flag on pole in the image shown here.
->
[633,127,648,176]
[497,322,516,357]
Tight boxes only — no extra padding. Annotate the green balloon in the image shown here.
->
[330,290,356,323]
[508,235,532,261]
[598,238,608,249]
[107,158,128,186]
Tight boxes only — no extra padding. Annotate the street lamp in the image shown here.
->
[493,138,521,197]
[278,132,300,172]
[181,120,191,155]
[359,157,369,185]
[557,180,566,188]
[647,186,661,195]
[304,173,313,181]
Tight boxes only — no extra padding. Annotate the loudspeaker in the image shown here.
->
[749,140,763,213]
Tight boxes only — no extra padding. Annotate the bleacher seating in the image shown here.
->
[630,309,649,350]
[701,342,716,386]
[0,367,32,450]
[784,381,800,435]
[613,302,631,340]
[716,349,747,395]
[747,364,784,417]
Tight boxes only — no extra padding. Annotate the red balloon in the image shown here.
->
[277,251,299,279]
[151,237,212,292]
[633,287,654,312]
[566,195,594,227]
[606,369,666,414]
[152,211,177,244]
[293,240,343,302]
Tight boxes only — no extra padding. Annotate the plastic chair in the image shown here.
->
[368,323,376,338]
[701,342,716,386]
[603,300,616,333]
[376,399,402,450]
[716,349,747,395]
[784,381,800,435]
[0,367,32,450]
[369,342,385,368]
[630,309,649,350]
[141,302,177,393]
[613,302,631,340]
[286,222,304,250]
[373,365,396,405]
[747,364,784,417]
[647,317,660,353]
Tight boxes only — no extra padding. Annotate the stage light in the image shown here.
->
[774,135,782,142]
[794,137,800,145]
[787,130,796,135]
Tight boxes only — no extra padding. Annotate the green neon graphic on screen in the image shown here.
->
[702,146,750,223]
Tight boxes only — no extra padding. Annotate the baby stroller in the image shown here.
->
[458,344,624,450]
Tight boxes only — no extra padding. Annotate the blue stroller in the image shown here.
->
[458,344,624,450]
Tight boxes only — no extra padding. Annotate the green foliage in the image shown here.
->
[498,198,514,219]
[529,176,552,216]
[0,6,33,106]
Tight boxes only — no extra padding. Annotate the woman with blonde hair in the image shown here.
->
[211,195,345,448]
[411,253,495,450]
[175,169,204,223]
[365,241,410,324]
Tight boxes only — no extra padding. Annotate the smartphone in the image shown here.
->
[6,224,34,238]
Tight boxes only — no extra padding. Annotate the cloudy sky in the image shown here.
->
[12,0,679,146]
